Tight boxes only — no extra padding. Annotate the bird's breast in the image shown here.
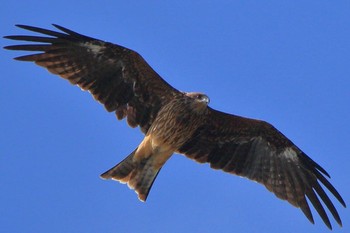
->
[148,99,206,150]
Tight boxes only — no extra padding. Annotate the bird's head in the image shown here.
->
[185,92,210,104]
[184,92,210,113]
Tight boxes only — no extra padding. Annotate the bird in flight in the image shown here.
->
[4,24,346,229]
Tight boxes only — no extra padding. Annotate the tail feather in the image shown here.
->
[100,149,161,202]
[100,149,137,183]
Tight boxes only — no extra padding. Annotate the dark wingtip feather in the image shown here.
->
[13,56,33,61]
[14,24,27,28]
[3,44,49,51]
[3,35,19,40]
[14,24,48,31]
[52,24,73,33]
[12,24,67,38]
[15,24,26,27]
[301,207,315,225]
[3,45,13,50]
[12,53,42,61]
[52,23,96,40]
[339,195,347,208]
[15,24,41,31]
[299,199,315,225]
[315,170,347,208]
[314,182,343,227]
[306,189,333,230]
[301,153,330,178]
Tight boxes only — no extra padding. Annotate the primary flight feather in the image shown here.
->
[4,24,346,229]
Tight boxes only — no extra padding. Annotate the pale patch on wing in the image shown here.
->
[281,147,299,161]
[83,42,104,55]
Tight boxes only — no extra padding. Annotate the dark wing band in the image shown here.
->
[4,24,180,133]
[178,108,346,229]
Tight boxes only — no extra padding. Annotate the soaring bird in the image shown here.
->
[4,24,346,229]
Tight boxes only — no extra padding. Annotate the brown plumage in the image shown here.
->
[4,24,346,229]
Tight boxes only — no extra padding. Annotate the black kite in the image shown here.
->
[4,25,346,229]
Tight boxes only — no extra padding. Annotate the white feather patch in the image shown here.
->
[83,42,103,55]
[281,147,298,161]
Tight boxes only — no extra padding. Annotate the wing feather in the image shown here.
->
[178,108,345,229]
[4,24,181,133]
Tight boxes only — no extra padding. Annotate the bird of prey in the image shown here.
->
[4,24,346,229]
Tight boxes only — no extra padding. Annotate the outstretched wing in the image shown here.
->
[4,24,181,133]
[178,108,346,229]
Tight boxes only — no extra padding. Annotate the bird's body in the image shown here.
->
[4,24,346,229]
[149,93,209,148]
[102,92,210,200]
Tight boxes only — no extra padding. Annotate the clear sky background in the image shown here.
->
[1,1,349,233]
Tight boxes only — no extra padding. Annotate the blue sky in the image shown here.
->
[1,1,349,233]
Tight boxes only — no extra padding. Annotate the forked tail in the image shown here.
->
[100,149,161,201]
